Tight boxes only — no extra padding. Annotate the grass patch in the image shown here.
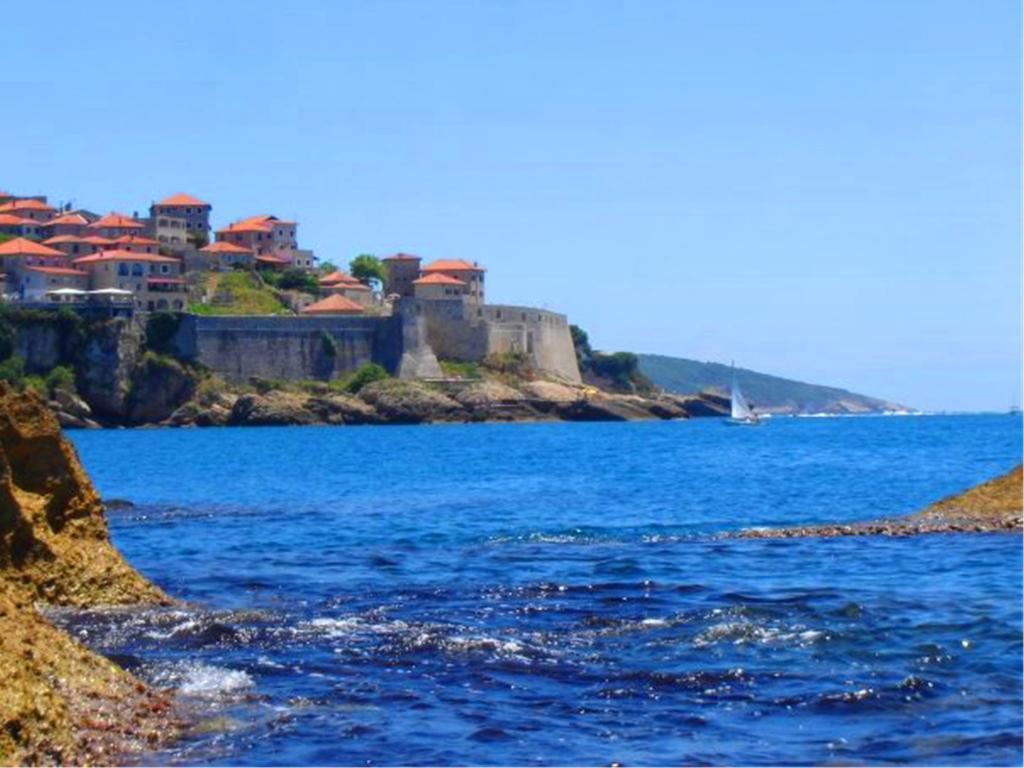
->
[439,360,482,379]
[190,272,289,316]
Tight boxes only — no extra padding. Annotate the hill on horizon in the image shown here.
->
[636,354,909,415]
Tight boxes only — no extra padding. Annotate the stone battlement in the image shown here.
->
[170,300,581,384]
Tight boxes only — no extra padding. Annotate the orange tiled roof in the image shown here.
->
[200,241,252,254]
[300,294,364,315]
[80,236,115,245]
[0,237,65,258]
[329,281,370,292]
[88,212,144,230]
[156,193,210,207]
[0,214,36,226]
[382,252,421,261]
[421,259,484,273]
[73,249,180,265]
[42,235,89,245]
[319,270,359,285]
[23,265,87,277]
[113,234,160,246]
[0,199,55,214]
[217,215,276,234]
[255,255,289,265]
[413,273,466,286]
[41,213,89,227]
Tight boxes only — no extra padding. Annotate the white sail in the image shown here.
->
[731,378,754,420]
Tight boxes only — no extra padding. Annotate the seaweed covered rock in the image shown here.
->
[0,385,173,764]
[0,384,167,606]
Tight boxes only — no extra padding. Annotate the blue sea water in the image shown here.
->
[64,414,1022,766]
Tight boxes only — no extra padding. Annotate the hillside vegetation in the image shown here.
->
[637,354,906,414]
[190,271,289,316]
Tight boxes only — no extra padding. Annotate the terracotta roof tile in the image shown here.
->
[41,213,89,227]
[113,234,160,246]
[23,266,88,277]
[0,237,66,257]
[0,199,55,214]
[156,193,210,207]
[300,294,364,314]
[319,270,360,285]
[0,214,36,226]
[88,212,144,230]
[421,259,485,272]
[73,249,181,265]
[413,273,466,286]
[200,241,253,254]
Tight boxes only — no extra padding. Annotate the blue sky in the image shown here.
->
[3,1,1019,411]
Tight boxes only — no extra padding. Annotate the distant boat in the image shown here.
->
[725,364,763,426]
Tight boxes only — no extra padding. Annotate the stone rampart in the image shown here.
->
[170,299,580,384]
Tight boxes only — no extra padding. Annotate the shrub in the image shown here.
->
[145,312,183,354]
[23,375,47,398]
[335,363,389,394]
[320,331,337,358]
[440,360,481,379]
[0,356,25,387]
[278,268,319,295]
[483,351,531,377]
[45,365,76,395]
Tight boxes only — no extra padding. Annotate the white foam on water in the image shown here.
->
[149,661,253,700]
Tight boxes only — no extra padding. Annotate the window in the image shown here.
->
[131,264,143,276]
[161,264,170,274]
[118,264,129,276]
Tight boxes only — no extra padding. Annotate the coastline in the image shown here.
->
[54,378,732,430]
[734,464,1023,539]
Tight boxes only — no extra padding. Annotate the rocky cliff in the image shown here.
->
[0,385,173,764]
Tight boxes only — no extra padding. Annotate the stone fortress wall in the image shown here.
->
[171,298,581,384]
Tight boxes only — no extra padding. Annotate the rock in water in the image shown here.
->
[0,384,173,764]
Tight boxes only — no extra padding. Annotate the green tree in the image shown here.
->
[278,268,320,295]
[570,324,593,369]
[318,261,338,274]
[349,254,386,286]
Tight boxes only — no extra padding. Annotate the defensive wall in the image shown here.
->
[169,299,581,384]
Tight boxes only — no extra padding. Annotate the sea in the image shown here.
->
[61,414,1022,766]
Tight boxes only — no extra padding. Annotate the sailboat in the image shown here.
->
[725,364,762,426]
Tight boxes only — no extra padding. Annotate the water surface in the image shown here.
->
[67,415,1023,765]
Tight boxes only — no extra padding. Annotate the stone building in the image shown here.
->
[110,235,161,254]
[382,253,421,297]
[40,236,109,260]
[420,259,485,304]
[216,215,301,265]
[199,241,255,270]
[73,250,188,311]
[0,198,55,222]
[17,266,89,302]
[87,213,146,239]
[37,212,91,238]
[412,272,466,300]
[0,214,42,238]
[148,193,211,245]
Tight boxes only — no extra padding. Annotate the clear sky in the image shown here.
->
[3,1,1019,411]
